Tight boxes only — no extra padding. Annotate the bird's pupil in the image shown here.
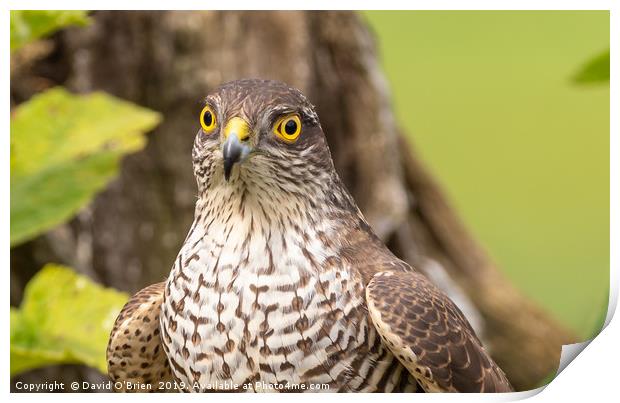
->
[203,111,213,127]
[284,119,297,135]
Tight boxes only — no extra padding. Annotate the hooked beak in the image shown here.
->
[222,117,252,181]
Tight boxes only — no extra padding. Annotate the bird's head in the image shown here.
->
[192,79,335,194]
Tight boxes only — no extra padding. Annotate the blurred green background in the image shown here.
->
[364,11,610,340]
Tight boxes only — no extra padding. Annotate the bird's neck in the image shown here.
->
[180,175,360,278]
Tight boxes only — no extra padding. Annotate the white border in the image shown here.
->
[3,2,617,402]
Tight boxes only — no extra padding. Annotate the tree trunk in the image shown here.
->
[11,10,574,391]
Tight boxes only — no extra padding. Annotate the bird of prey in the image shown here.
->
[107,79,513,393]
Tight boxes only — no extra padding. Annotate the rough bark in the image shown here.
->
[10,10,574,391]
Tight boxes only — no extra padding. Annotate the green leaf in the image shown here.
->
[10,10,90,52]
[10,87,161,246]
[10,264,129,376]
[573,49,610,84]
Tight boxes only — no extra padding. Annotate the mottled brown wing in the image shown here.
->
[366,270,513,393]
[107,282,175,392]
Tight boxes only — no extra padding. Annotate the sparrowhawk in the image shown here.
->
[107,79,513,393]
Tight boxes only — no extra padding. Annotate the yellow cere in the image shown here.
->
[224,117,251,142]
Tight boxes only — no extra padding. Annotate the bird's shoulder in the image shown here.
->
[336,215,412,286]
[364,268,513,392]
[336,217,513,392]
[107,282,175,392]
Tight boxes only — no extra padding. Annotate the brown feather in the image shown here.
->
[106,282,175,392]
[366,270,514,392]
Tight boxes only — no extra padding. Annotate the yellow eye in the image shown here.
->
[200,105,217,133]
[274,114,302,143]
